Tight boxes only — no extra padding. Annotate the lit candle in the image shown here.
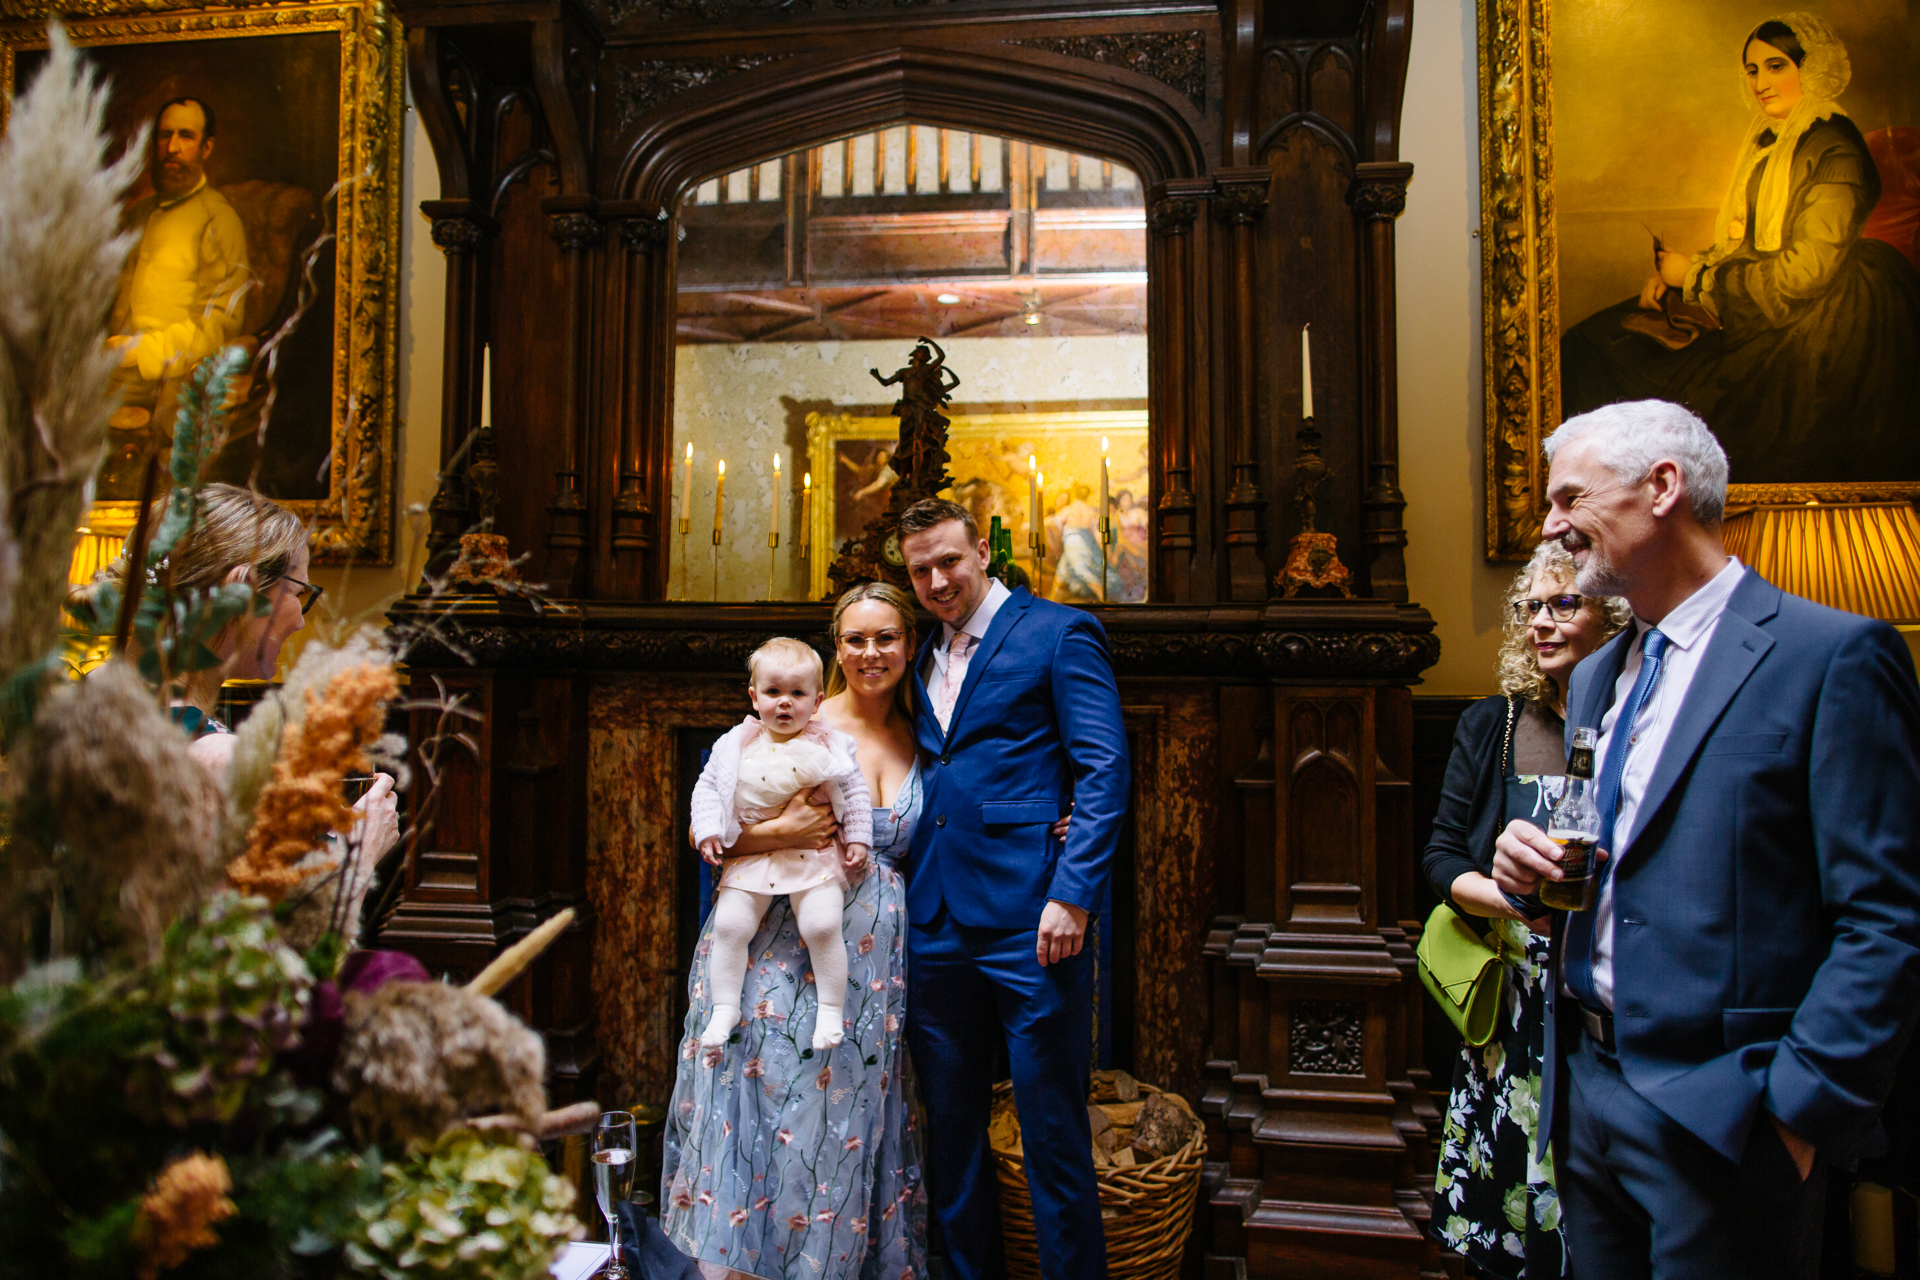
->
[1301,322,1314,420]
[714,460,726,535]
[1099,436,1110,541]
[1028,454,1039,536]
[1036,471,1045,527]
[480,344,492,428]
[681,442,693,527]
[770,453,781,539]
[801,472,812,553]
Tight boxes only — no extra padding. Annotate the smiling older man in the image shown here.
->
[1493,399,1920,1278]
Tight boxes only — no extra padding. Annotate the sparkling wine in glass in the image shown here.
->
[594,1111,637,1280]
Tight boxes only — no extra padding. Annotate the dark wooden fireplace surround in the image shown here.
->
[383,0,1454,1272]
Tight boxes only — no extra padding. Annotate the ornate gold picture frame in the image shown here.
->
[0,0,403,564]
[1479,0,1920,560]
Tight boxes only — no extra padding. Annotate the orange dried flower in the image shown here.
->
[133,1152,236,1279]
[228,664,399,903]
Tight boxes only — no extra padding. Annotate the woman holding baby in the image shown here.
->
[662,583,930,1279]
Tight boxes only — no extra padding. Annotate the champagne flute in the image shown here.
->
[593,1110,637,1280]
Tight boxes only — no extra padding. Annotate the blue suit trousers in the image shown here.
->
[1563,1030,1826,1279]
[906,908,1107,1280]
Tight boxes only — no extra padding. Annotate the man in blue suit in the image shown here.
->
[896,497,1129,1280]
[1494,400,1920,1277]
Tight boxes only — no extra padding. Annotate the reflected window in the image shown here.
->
[670,125,1149,603]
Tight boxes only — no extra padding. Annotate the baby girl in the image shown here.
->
[690,637,871,1052]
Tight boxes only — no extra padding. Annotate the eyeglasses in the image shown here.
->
[838,629,906,653]
[1512,593,1583,623]
[282,575,324,616]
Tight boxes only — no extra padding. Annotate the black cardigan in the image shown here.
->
[1421,694,1524,915]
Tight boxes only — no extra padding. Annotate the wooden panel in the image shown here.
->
[586,675,742,1107]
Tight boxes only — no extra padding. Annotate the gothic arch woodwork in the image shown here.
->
[613,42,1209,205]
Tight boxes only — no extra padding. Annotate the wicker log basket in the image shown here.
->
[987,1078,1205,1280]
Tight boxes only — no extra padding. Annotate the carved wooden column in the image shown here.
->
[1149,188,1200,602]
[421,203,493,580]
[609,209,670,599]
[1215,169,1270,602]
[543,204,599,597]
[1350,164,1414,603]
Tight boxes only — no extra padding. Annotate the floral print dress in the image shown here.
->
[663,765,928,1280]
[1432,771,1569,1279]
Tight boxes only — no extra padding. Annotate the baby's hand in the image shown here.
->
[842,842,870,882]
[699,836,725,866]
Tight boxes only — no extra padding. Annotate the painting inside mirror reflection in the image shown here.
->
[812,410,1149,603]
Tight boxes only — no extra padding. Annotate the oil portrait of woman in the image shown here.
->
[1558,9,1920,485]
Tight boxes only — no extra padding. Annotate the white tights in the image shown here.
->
[701,883,847,1051]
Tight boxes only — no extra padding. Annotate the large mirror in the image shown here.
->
[668,125,1150,602]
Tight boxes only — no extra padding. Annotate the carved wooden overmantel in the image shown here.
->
[387,0,1442,1272]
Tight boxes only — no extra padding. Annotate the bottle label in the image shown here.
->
[1548,829,1598,878]
[1567,745,1595,779]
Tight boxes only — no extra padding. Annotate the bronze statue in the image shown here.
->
[869,336,958,495]
[828,339,964,596]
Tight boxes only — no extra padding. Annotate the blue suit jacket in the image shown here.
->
[1541,571,1920,1165]
[906,586,1130,930]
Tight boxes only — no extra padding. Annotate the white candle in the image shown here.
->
[714,460,726,534]
[480,344,492,428]
[1099,436,1110,540]
[681,442,693,524]
[1028,454,1039,536]
[770,453,781,538]
[801,472,812,553]
[1301,322,1314,420]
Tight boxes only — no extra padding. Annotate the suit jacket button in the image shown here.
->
[941,754,950,766]
[936,814,947,827]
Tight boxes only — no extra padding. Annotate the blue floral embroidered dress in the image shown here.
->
[663,765,928,1279]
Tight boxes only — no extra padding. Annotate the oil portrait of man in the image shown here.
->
[107,96,252,441]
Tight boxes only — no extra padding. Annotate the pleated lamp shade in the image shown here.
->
[1721,502,1920,627]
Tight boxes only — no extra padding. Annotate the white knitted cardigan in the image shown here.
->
[689,715,874,851]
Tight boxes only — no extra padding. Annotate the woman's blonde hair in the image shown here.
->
[823,582,918,720]
[101,482,308,599]
[89,483,308,708]
[1495,541,1632,709]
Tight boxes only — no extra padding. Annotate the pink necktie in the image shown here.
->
[937,632,974,732]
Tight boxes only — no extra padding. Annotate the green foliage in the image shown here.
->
[150,346,250,566]
[123,894,313,1128]
[344,1129,584,1280]
[58,346,268,685]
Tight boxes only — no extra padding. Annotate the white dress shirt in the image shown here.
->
[1590,558,1745,1008]
[929,576,1011,686]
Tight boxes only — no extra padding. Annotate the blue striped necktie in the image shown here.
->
[1564,628,1669,1008]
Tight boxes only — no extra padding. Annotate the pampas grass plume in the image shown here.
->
[228,662,398,903]
[224,626,398,853]
[0,23,146,679]
[20,659,223,957]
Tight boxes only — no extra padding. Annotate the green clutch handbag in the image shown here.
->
[1416,902,1520,1047]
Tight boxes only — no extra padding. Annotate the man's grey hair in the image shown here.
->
[1544,399,1729,529]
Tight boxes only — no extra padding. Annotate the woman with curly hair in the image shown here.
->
[1423,541,1630,1278]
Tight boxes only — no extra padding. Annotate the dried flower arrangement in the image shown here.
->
[0,27,585,1280]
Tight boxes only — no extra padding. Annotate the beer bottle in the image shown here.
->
[1540,726,1602,911]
